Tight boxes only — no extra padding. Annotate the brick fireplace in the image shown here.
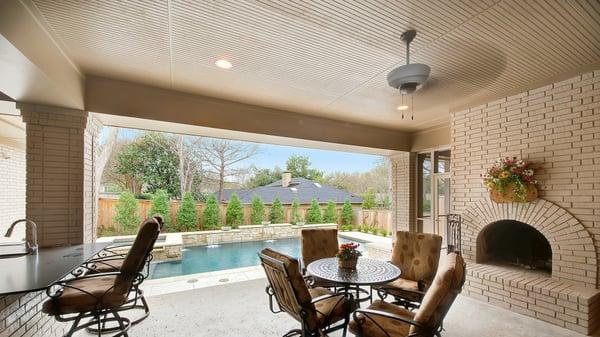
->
[451,70,600,335]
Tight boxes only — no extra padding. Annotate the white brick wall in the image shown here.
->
[390,152,415,233]
[0,144,25,243]
[451,70,600,334]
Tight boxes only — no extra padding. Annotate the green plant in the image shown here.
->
[306,199,323,224]
[176,192,198,231]
[322,200,337,223]
[380,195,391,210]
[361,188,377,209]
[113,191,140,234]
[250,195,265,225]
[203,194,219,230]
[340,199,354,226]
[226,193,243,228]
[336,242,362,260]
[149,189,171,230]
[369,226,378,234]
[359,225,369,233]
[270,198,285,224]
[378,228,388,237]
[340,224,353,232]
[290,198,302,225]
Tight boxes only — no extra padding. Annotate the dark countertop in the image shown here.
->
[0,243,111,295]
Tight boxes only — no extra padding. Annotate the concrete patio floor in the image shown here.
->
[127,278,585,337]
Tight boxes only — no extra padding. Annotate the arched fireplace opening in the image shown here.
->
[476,220,552,273]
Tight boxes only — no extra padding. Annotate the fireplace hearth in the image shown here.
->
[476,220,551,273]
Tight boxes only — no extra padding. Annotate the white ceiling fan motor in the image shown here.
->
[387,30,430,95]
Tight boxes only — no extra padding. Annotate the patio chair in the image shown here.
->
[82,214,164,274]
[259,248,356,337]
[349,253,466,337]
[373,231,442,310]
[301,228,339,288]
[42,217,160,337]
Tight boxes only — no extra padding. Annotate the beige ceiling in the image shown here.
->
[28,0,600,132]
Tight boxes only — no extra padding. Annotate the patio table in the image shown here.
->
[306,257,401,306]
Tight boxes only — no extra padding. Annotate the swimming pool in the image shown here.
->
[148,237,364,279]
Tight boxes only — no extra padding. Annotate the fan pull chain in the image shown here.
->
[401,94,405,119]
[411,95,414,120]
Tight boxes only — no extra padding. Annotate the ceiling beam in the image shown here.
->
[86,76,411,152]
[0,0,84,109]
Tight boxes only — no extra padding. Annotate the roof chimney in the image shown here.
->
[282,171,292,187]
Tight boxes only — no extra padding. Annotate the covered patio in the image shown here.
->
[1,0,600,337]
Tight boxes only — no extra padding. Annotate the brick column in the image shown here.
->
[390,152,416,233]
[18,103,93,247]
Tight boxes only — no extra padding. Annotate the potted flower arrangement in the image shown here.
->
[336,242,362,269]
[482,157,538,203]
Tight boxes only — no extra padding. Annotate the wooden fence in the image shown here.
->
[98,198,392,232]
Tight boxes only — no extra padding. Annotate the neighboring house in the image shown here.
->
[223,172,362,204]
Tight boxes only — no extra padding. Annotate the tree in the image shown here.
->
[244,166,282,188]
[113,191,140,234]
[324,158,390,195]
[291,198,302,224]
[250,195,265,224]
[225,193,243,228]
[176,192,198,231]
[177,135,204,197]
[341,199,354,226]
[286,155,324,182]
[202,139,259,201]
[322,200,337,223]
[306,199,322,224]
[114,132,180,196]
[270,198,285,224]
[150,189,171,230]
[361,188,377,209]
[380,195,391,209]
[203,194,219,230]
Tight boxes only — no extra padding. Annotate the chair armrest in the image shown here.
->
[353,309,438,337]
[310,292,346,304]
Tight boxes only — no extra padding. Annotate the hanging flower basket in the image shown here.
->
[490,183,538,203]
[482,157,539,203]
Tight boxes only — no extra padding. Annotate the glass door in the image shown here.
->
[417,149,451,241]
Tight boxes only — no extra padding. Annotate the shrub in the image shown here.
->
[176,192,198,231]
[340,199,354,226]
[270,198,285,224]
[250,195,265,225]
[369,226,378,234]
[149,189,171,230]
[322,200,337,223]
[203,194,219,230]
[361,188,377,209]
[306,199,322,224]
[113,191,140,235]
[226,193,243,228]
[378,228,388,237]
[290,198,302,225]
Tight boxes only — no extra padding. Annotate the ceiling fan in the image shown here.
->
[387,29,430,95]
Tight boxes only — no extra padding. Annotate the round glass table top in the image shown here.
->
[306,257,401,286]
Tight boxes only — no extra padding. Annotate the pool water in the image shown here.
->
[148,237,363,279]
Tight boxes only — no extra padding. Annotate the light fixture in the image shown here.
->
[396,105,409,111]
[398,93,414,120]
[215,59,232,69]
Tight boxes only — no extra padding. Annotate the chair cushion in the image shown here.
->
[349,300,414,337]
[391,231,442,283]
[120,218,160,277]
[42,275,129,315]
[372,278,424,302]
[260,248,317,328]
[301,229,339,268]
[309,287,355,328]
[91,259,123,273]
[411,253,465,335]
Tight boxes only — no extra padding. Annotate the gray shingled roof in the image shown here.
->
[222,177,363,204]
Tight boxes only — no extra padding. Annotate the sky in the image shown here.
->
[100,127,384,174]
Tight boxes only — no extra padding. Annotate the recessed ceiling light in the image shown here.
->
[215,59,232,69]
[397,105,409,111]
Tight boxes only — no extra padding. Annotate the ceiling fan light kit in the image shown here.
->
[387,29,430,119]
